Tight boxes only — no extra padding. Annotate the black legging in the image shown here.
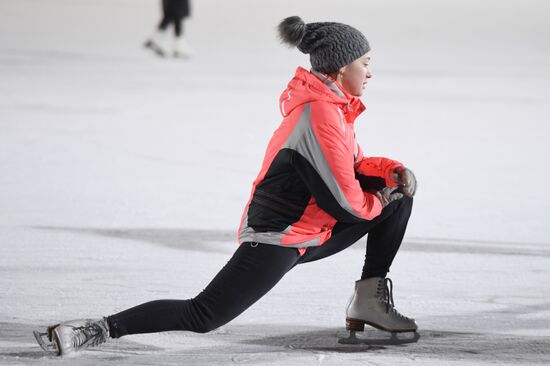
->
[107,195,413,338]
[158,16,183,37]
[158,0,190,37]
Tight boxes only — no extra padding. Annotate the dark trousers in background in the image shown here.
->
[158,0,190,37]
[107,195,413,338]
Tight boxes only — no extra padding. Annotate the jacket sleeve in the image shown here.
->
[290,102,382,223]
[354,144,403,187]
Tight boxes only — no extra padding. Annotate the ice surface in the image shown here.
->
[1,0,550,365]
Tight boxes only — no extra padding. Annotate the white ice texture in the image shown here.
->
[1,0,549,365]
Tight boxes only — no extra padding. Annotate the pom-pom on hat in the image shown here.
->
[278,16,370,74]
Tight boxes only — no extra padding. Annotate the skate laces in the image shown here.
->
[377,278,411,320]
[377,278,395,313]
[70,320,108,349]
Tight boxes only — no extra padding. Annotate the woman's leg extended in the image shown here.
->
[108,243,300,338]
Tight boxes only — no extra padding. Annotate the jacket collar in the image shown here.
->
[309,68,366,123]
[279,67,366,123]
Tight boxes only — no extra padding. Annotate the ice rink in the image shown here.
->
[1,0,550,364]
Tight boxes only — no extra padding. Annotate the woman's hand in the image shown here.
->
[392,167,417,197]
[375,187,404,208]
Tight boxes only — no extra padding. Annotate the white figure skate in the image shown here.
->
[144,30,168,57]
[340,277,420,345]
[33,318,109,356]
[173,36,195,58]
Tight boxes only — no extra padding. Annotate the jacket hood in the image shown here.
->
[279,67,366,123]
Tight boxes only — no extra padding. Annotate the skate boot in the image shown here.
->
[173,36,195,58]
[34,318,110,356]
[144,30,167,57]
[346,277,417,333]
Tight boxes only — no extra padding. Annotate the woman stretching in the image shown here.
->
[35,16,418,356]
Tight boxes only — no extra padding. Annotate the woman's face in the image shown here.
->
[336,53,372,97]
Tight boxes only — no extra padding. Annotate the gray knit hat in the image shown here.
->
[278,16,370,74]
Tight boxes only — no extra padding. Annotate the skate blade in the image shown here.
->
[144,42,166,57]
[173,51,192,59]
[339,330,420,345]
[33,330,59,354]
[347,317,418,333]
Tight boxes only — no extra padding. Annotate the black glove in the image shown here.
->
[393,166,417,197]
[375,187,404,208]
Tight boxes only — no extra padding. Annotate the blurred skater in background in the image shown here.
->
[144,0,194,58]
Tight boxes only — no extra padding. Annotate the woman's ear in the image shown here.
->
[335,66,346,83]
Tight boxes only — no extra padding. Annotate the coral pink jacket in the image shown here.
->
[238,67,402,252]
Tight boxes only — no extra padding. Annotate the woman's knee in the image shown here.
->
[193,321,217,334]
[189,295,235,334]
[401,195,413,207]
[396,195,413,218]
